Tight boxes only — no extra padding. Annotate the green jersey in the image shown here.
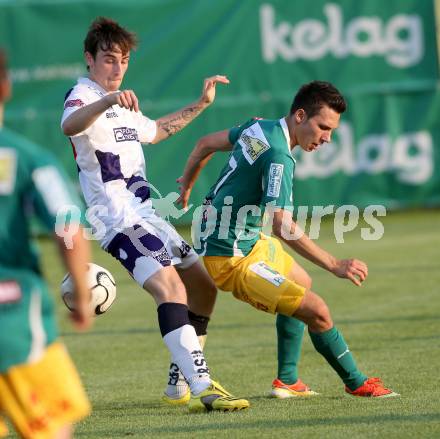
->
[196,118,295,257]
[0,126,81,372]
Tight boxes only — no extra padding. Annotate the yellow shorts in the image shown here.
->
[0,342,91,439]
[203,235,306,316]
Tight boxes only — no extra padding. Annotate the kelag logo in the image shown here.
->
[260,3,424,68]
[113,127,138,142]
[293,122,433,185]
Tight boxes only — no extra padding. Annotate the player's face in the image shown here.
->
[295,105,340,152]
[86,46,130,92]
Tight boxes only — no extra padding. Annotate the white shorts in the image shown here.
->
[106,214,198,286]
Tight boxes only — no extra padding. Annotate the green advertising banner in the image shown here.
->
[293,88,440,209]
[0,0,439,223]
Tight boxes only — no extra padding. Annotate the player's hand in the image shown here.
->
[105,90,139,112]
[332,258,368,286]
[176,176,191,209]
[199,75,230,106]
[69,298,93,331]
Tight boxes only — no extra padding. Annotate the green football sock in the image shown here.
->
[276,314,305,384]
[309,326,367,390]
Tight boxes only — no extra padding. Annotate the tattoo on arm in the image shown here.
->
[157,103,204,137]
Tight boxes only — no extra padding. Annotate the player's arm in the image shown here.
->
[62,90,139,136]
[272,209,368,286]
[30,156,94,329]
[56,228,92,330]
[152,75,229,144]
[177,130,232,208]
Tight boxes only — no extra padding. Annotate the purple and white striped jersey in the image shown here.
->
[61,77,157,248]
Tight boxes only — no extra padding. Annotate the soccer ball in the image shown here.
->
[61,263,116,315]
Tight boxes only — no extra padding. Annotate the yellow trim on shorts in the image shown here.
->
[0,342,90,439]
[204,235,306,316]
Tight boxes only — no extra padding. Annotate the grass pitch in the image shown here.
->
[34,209,440,438]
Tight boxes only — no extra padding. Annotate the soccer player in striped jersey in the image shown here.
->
[61,17,248,412]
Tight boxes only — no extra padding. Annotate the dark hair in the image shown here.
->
[290,81,346,117]
[84,17,137,59]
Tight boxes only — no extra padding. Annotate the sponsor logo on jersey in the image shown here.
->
[267,163,284,197]
[106,110,118,119]
[0,280,22,303]
[113,127,139,142]
[238,123,270,164]
[0,148,17,195]
[64,99,85,109]
[242,134,270,162]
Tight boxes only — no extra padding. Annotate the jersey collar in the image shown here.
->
[78,77,111,97]
[279,118,291,151]
[279,117,296,162]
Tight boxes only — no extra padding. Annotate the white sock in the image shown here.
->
[163,325,211,395]
[164,362,188,398]
[165,335,207,397]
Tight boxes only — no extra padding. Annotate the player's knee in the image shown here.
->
[295,290,333,332]
[205,279,217,298]
[144,268,188,304]
[309,296,332,332]
[163,277,187,301]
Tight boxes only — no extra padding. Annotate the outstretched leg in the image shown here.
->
[162,261,217,404]
[272,261,317,398]
[294,289,398,397]
[145,265,249,411]
[276,262,310,384]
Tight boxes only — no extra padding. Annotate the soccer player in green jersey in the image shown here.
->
[0,49,93,439]
[177,81,398,398]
